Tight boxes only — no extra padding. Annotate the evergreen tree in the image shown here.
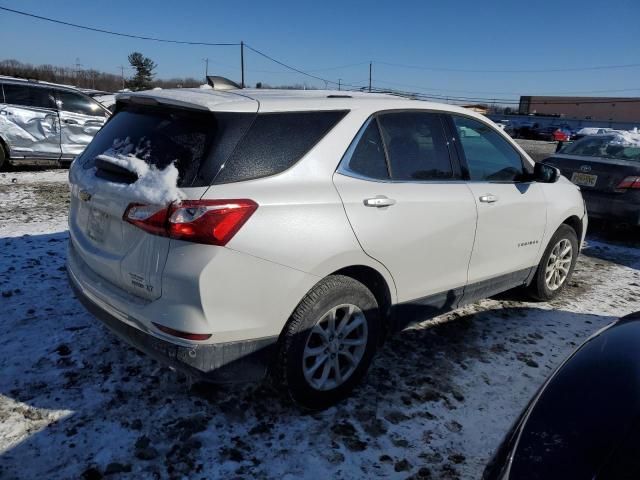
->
[127,52,156,91]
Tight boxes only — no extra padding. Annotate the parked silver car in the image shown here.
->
[0,76,110,168]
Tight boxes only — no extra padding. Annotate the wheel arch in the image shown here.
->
[562,215,583,243]
[0,135,9,157]
[330,264,395,341]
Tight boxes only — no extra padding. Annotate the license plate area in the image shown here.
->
[571,172,598,187]
[87,207,109,242]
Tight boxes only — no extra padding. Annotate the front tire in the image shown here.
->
[528,225,578,301]
[277,275,381,410]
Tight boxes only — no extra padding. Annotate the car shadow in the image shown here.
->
[582,231,640,270]
[0,231,620,479]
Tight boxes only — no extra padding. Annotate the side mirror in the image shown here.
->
[533,162,560,183]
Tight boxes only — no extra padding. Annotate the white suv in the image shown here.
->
[67,87,587,408]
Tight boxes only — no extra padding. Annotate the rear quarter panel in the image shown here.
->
[202,108,399,304]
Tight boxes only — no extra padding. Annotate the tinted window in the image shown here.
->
[453,115,524,181]
[2,83,56,109]
[79,104,255,187]
[378,112,454,181]
[214,110,347,184]
[341,118,389,180]
[56,90,105,117]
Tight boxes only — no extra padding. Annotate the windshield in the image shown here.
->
[561,135,640,162]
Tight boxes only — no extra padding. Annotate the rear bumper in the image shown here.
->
[582,191,640,226]
[67,258,278,384]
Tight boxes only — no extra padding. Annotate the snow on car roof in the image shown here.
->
[118,87,478,116]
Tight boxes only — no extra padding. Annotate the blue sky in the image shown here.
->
[0,0,638,101]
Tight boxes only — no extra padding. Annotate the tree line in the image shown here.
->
[0,53,201,92]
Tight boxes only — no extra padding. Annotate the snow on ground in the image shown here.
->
[0,170,639,480]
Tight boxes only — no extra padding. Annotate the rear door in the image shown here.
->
[55,89,108,160]
[446,114,547,296]
[333,111,477,308]
[0,83,61,160]
[68,102,257,300]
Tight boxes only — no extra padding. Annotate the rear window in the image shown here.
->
[79,106,347,187]
[79,104,255,187]
[561,135,640,162]
[213,110,348,184]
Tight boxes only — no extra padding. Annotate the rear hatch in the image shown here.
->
[68,96,258,300]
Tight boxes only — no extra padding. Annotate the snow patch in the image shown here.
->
[609,130,640,147]
[78,137,184,205]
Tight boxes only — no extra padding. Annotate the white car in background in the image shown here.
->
[67,86,587,408]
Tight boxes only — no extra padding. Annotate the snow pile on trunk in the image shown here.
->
[80,137,184,205]
[610,131,640,147]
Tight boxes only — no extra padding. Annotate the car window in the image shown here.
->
[2,83,56,109]
[340,118,389,180]
[214,110,348,184]
[79,104,255,188]
[377,111,454,181]
[56,90,106,117]
[562,135,640,162]
[452,115,525,182]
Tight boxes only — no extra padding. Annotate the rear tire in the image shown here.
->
[527,225,578,301]
[276,275,381,410]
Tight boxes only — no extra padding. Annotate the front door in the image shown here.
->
[333,111,477,321]
[447,114,547,299]
[55,89,108,160]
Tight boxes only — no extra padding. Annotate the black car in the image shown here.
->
[543,135,640,228]
[484,311,640,480]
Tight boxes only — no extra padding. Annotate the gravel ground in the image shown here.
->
[0,169,638,480]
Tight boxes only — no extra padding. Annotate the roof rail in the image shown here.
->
[206,75,241,90]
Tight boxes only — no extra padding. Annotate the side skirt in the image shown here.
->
[391,267,535,332]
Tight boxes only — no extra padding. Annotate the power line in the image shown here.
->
[245,44,361,88]
[0,6,239,46]
[372,79,640,97]
[375,60,640,74]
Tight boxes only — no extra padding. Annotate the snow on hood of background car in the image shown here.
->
[76,136,184,205]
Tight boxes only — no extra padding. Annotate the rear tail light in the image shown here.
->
[616,176,640,190]
[123,199,258,245]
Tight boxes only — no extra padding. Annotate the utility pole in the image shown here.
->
[338,79,341,91]
[118,65,126,90]
[368,62,372,93]
[203,58,209,83]
[240,41,245,88]
[75,57,83,87]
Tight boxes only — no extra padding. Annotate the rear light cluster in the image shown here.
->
[616,176,640,190]
[124,199,258,246]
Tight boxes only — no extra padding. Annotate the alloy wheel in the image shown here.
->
[302,304,368,391]
[545,239,573,291]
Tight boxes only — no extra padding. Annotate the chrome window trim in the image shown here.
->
[336,110,463,184]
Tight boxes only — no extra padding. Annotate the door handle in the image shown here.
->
[479,194,499,203]
[364,196,396,208]
[63,119,79,125]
